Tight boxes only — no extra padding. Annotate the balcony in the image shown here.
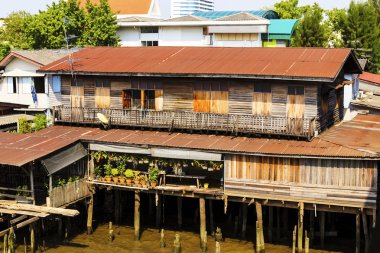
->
[54,106,316,139]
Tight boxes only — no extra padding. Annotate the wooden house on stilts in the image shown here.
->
[0,46,378,252]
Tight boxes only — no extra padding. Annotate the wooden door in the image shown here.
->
[252,93,272,116]
[95,87,111,108]
[70,86,84,121]
[122,90,131,109]
[155,90,163,111]
[287,94,304,134]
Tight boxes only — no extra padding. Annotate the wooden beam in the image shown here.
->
[298,202,304,253]
[199,197,206,244]
[87,194,94,235]
[134,191,140,241]
[0,208,48,218]
[356,211,361,253]
[10,215,28,225]
[0,201,79,217]
[0,217,39,237]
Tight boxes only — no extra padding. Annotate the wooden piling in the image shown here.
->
[173,233,181,253]
[30,224,35,253]
[255,201,265,253]
[276,207,280,241]
[114,190,120,224]
[3,233,7,253]
[108,221,114,242]
[242,203,248,240]
[356,211,361,253]
[201,231,208,252]
[160,229,166,248]
[156,194,162,228]
[58,218,63,237]
[305,231,309,253]
[268,206,273,243]
[297,202,304,253]
[23,237,27,253]
[199,197,206,246]
[87,194,94,235]
[282,208,289,236]
[209,200,214,235]
[215,241,221,253]
[134,191,140,241]
[233,216,238,235]
[292,225,296,253]
[319,211,325,249]
[309,211,314,247]
[8,227,14,253]
[362,210,369,253]
[177,197,182,229]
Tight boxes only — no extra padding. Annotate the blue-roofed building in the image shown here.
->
[192,10,279,20]
[262,19,298,47]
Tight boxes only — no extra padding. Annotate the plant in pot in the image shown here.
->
[117,162,126,185]
[94,165,103,180]
[133,170,141,186]
[124,169,134,185]
[104,163,113,182]
[148,166,160,187]
[111,168,119,184]
[140,174,148,187]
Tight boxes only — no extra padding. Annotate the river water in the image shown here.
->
[36,224,347,253]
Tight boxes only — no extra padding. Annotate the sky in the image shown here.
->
[0,0,353,18]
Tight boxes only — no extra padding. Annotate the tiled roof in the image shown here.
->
[80,0,152,15]
[39,47,360,82]
[360,72,380,85]
[0,49,72,67]
[215,12,264,21]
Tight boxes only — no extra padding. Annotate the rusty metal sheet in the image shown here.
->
[40,47,356,81]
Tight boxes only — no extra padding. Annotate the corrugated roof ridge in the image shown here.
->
[316,137,378,157]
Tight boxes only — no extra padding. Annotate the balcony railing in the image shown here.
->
[54,106,316,139]
[47,178,90,208]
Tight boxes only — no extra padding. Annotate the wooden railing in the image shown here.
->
[54,106,316,139]
[47,179,90,208]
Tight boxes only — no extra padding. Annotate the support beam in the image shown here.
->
[298,202,304,253]
[362,210,369,253]
[209,199,214,234]
[242,203,248,240]
[156,194,161,228]
[199,197,206,245]
[87,194,94,235]
[134,191,140,241]
[177,197,182,229]
[268,206,273,243]
[276,207,280,241]
[0,217,39,237]
[320,211,325,249]
[255,201,265,253]
[309,210,314,247]
[30,165,35,204]
[114,190,120,224]
[356,211,361,253]
[30,223,35,253]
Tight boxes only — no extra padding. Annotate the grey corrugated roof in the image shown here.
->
[13,49,73,66]
[216,12,265,21]
[117,16,162,22]
[164,15,209,22]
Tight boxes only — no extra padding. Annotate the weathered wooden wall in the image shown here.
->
[224,154,377,208]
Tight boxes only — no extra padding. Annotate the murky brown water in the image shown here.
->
[27,224,345,253]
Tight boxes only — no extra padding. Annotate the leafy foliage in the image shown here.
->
[18,117,32,134]
[32,114,49,131]
[0,42,11,58]
[0,11,34,49]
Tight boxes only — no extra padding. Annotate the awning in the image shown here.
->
[89,143,150,154]
[151,148,222,161]
[42,143,87,175]
[2,69,44,77]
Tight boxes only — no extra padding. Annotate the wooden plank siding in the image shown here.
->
[224,154,377,208]
[162,81,193,111]
[111,81,130,109]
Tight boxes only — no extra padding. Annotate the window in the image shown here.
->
[141,27,159,33]
[95,79,111,88]
[193,82,229,114]
[34,77,45,93]
[193,83,228,91]
[71,78,83,87]
[288,86,304,95]
[131,79,163,90]
[215,33,258,41]
[52,75,61,93]
[142,41,158,47]
[254,84,271,93]
[20,77,32,94]
[123,89,162,111]
[7,77,18,94]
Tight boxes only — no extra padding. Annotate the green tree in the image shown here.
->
[27,0,85,49]
[325,8,346,48]
[274,0,310,19]
[0,11,34,49]
[80,0,120,46]
[293,3,328,47]
[342,1,380,72]
[0,42,11,58]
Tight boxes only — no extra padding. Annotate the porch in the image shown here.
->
[54,106,316,139]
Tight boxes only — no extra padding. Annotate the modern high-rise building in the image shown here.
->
[171,0,214,18]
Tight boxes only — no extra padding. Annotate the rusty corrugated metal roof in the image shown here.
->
[39,47,358,81]
[320,114,380,154]
[0,122,377,167]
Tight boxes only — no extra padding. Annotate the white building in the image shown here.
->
[171,0,214,18]
[117,12,298,48]
[0,50,72,115]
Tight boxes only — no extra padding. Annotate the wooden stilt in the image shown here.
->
[177,197,182,229]
[319,212,325,249]
[114,190,120,224]
[242,203,248,240]
[215,241,221,253]
[362,210,369,253]
[58,218,63,237]
[3,233,7,253]
[255,201,265,253]
[87,194,94,235]
[65,217,70,240]
[108,222,114,242]
[156,194,161,228]
[209,199,214,235]
[305,231,309,253]
[8,227,14,253]
[173,233,181,253]
[23,237,27,253]
[309,211,314,247]
[292,225,296,253]
[268,206,273,243]
[160,229,166,248]
[297,202,304,253]
[233,216,238,235]
[199,197,206,247]
[134,191,140,241]
[276,207,280,241]
[356,211,361,253]
[282,208,289,237]
[30,224,35,253]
